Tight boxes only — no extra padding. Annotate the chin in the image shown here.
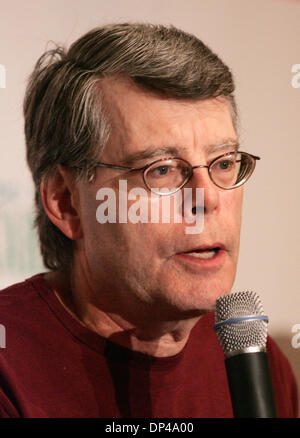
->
[151,292,223,322]
[164,281,232,317]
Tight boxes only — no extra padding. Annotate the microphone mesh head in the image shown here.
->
[214,291,268,355]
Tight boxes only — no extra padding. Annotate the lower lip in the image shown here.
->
[174,249,226,270]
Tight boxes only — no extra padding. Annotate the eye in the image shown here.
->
[155,165,169,175]
[217,159,234,171]
[148,164,173,178]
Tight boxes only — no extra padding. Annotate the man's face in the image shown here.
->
[75,78,243,324]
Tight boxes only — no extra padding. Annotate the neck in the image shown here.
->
[44,270,201,358]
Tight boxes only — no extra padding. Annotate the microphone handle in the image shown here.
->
[225,351,277,418]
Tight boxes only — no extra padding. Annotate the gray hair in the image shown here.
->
[24,22,238,272]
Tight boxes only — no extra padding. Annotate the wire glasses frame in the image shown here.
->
[88,151,260,195]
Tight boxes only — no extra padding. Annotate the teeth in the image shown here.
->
[186,250,217,259]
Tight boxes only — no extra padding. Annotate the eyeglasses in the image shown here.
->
[90,151,260,195]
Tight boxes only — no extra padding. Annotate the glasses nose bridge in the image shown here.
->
[190,163,210,179]
[192,164,209,171]
[185,163,212,188]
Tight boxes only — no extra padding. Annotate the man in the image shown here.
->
[0,23,298,418]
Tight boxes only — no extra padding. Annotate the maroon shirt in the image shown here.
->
[0,274,298,418]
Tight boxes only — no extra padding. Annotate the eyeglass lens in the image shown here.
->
[144,153,255,194]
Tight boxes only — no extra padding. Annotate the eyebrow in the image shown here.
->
[119,146,187,166]
[119,139,239,167]
[207,140,240,154]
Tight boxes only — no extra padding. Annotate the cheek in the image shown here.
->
[223,187,243,219]
[79,192,100,242]
[79,183,160,251]
[222,188,244,249]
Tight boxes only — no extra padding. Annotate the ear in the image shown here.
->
[40,166,83,240]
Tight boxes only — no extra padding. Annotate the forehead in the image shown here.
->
[100,76,237,163]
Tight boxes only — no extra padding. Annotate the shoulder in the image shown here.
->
[0,274,46,316]
[267,335,296,381]
[0,274,49,417]
[0,274,44,300]
[267,336,299,417]
[0,273,54,347]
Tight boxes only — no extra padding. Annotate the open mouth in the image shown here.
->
[174,245,226,269]
[182,248,220,259]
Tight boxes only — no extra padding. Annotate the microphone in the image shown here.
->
[214,291,277,418]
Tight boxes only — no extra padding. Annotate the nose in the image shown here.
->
[188,166,220,215]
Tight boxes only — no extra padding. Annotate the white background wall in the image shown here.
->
[0,0,299,415]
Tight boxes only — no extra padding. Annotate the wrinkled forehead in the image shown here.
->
[99,76,238,164]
